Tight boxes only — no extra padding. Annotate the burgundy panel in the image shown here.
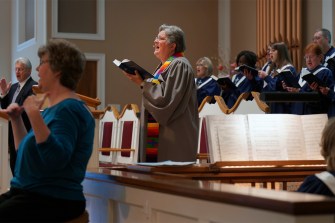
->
[101,122,113,155]
[121,121,133,157]
[199,119,208,154]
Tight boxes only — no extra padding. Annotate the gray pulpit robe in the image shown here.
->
[141,57,199,162]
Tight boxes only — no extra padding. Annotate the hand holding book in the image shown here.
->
[237,64,259,77]
[301,72,326,87]
[217,77,237,90]
[113,59,153,80]
[278,71,301,88]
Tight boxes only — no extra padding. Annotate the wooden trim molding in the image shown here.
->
[0,112,8,120]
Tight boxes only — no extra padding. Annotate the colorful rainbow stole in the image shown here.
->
[151,52,184,84]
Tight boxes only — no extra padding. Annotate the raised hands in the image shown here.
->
[0,78,12,95]
[1,103,24,120]
[23,94,48,115]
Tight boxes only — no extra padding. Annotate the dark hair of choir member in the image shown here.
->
[271,42,292,72]
[235,50,257,68]
[315,28,332,45]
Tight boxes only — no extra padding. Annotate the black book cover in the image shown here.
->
[278,71,301,88]
[113,59,153,80]
[237,64,259,77]
[217,77,237,89]
[302,73,326,87]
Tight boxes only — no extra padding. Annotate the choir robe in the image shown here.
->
[323,46,335,79]
[262,65,298,114]
[294,65,334,115]
[195,76,221,106]
[141,57,199,162]
[297,171,335,197]
[224,72,263,108]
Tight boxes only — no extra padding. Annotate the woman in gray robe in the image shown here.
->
[124,24,198,162]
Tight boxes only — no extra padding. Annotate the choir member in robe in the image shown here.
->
[195,57,221,106]
[286,43,334,116]
[297,118,335,197]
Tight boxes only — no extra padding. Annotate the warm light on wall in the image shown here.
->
[257,0,302,70]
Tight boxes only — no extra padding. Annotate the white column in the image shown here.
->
[322,0,333,42]
[218,0,231,68]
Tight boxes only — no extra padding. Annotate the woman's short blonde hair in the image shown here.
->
[196,57,213,76]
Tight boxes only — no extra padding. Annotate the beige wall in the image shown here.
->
[0,0,11,79]
[302,0,323,52]
[230,0,257,61]
[48,0,218,109]
[44,0,334,109]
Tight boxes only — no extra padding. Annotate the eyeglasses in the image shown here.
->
[312,36,322,41]
[15,67,26,72]
[154,36,167,41]
[39,60,50,66]
[304,55,317,60]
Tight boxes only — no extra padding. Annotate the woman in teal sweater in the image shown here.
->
[0,39,95,222]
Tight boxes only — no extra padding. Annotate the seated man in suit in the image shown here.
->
[0,57,38,176]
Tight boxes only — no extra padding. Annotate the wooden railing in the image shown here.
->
[32,85,104,119]
[84,167,335,223]
[199,92,270,115]
[0,112,8,120]
[125,161,326,191]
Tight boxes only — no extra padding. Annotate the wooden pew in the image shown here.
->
[125,160,326,191]
[84,166,335,223]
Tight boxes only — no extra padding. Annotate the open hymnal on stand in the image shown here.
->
[205,113,328,163]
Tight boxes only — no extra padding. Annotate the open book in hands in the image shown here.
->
[217,76,237,90]
[278,70,301,88]
[113,59,153,80]
[237,64,259,77]
[300,68,326,87]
